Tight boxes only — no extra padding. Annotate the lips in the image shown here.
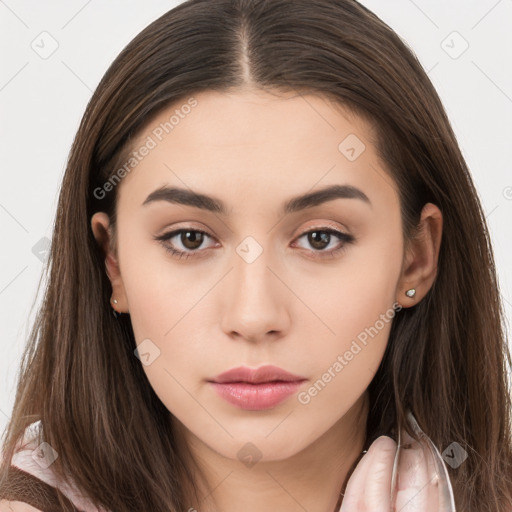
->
[208,365,307,411]
[209,365,306,384]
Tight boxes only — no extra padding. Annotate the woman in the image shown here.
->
[1,0,511,511]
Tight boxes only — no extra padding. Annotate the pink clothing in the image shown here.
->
[9,420,109,512]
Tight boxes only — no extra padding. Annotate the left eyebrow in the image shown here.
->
[142,184,371,215]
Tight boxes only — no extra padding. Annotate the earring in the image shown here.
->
[405,288,416,298]
[111,297,119,318]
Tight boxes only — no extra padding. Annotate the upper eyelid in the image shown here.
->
[157,223,351,240]
[155,225,353,252]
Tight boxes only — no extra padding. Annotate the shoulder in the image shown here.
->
[0,500,43,512]
[8,420,62,490]
[2,421,106,512]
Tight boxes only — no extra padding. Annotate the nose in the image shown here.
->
[219,245,291,343]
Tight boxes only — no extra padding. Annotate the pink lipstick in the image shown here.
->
[208,365,306,410]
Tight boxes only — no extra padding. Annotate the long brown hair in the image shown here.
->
[1,0,511,510]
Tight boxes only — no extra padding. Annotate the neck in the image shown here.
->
[175,393,369,512]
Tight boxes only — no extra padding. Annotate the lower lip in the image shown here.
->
[209,380,305,410]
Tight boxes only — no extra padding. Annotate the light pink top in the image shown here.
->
[10,420,110,512]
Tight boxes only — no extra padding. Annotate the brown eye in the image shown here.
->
[154,228,216,260]
[293,228,355,259]
[179,230,205,250]
[307,231,332,250]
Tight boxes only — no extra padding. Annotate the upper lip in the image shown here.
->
[209,365,306,384]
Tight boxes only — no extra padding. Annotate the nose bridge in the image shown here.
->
[232,234,279,307]
[220,233,289,339]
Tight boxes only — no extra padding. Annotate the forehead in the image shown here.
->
[115,88,398,214]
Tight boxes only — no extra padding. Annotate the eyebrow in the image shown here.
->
[142,184,371,215]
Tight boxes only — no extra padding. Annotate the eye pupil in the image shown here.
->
[182,231,204,249]
[309,231,330,250]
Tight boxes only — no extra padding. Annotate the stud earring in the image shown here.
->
[110,297,119,318]
[405,288,416,298]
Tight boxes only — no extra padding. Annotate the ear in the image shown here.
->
[90,212,129,314]
[396,202,443,308]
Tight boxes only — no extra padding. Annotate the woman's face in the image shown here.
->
[95,88,408,462]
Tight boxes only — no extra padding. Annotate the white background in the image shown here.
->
[1,1,511,434]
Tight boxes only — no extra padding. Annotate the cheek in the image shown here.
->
[296,227,403,350]
[295,231,403,401]
[297,305,395,410]
[117,234,219,416]
[119,252,209,418]
[116,220,204,342]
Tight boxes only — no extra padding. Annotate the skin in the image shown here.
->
[0,502,43,512]
[91,87,443,512]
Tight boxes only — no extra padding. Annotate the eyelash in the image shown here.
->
[154,226,355,261]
